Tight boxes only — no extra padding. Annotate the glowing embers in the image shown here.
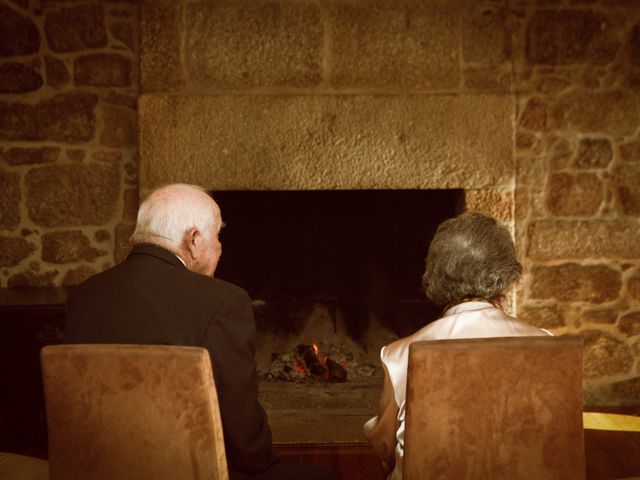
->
[266,342,375,382]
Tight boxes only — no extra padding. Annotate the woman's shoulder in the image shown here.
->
[381,319,448,363]
[510,318,554,336]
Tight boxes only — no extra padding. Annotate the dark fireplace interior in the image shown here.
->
[213,190,463,381]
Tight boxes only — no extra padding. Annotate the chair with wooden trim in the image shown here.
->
[41,344,228,480]
[404,336,585,480]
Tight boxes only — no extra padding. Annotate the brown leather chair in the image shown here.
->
[404,336,585,480]
[41,344,228,480]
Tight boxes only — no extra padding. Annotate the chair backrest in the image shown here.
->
[41,344,228,480]
[404,335,585,480]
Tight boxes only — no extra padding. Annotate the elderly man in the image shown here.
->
[66,184,332,480]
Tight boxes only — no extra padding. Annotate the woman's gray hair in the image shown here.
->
[422,211,522,307]
[130,184,218,245]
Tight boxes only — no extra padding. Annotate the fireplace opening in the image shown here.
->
[213,190,463,381]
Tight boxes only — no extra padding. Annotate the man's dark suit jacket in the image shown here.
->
[65,243,278,476]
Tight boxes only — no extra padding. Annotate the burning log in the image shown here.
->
[296,344,326,377]
[326,358,347,382]
[295,343,348,382]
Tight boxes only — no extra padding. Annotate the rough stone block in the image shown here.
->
[526,10,620,65]
[8,0,28,10]
[139,93,514,192]
[8,270,58,287]
[25,163,120,227]
[464,188,513,221]
[110,20,135,51]
[42,230,106,263]
[185,1,322,89]
[546,135,573,170]
[463,4,506,64]
[519,98,547,130]
[620,141,640,163]
[530,263,621,303]
[575,138,612,169]
[515,131,536,151]
[123,188,138,221]
[628,274,640,302]
[62,265,98,287]
[74,53,131,87]
[549,91,639,136]
[0,63,43,93]
[45,55,70,89]
[114,222,135,263]
[580,329,633,379]
[92,150,123,163]
[514,186,529,222]
[140,0,183,91]
[626,70,640,90]
[100,104,137,147]
[123,161,137,179]
[65,149,85,162]
[516,156,547,187]
[103,92,137,109]
[537,77,571,95]
[618,311,640,337]
[528,219,640,260]
[95,230,111,242]
[546,172,603,216]
[463,67,510,90]
[0,170,20,229]
[611,377,640,403]
[2,147,60,165]
[329,0,460,89]
[518,304,565,329]
[44,3,107,52]
[613,163,640,215]
[0,236,36,267]
[632,24,640,66]
[0,91,98,143]
[0,4,40,57]
[582,308,618,325]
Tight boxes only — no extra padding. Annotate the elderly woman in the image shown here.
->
[363,211,551,480]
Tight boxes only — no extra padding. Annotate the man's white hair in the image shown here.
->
[131,184,218,245]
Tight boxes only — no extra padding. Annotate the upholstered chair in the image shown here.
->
[404,336,585,480]
[0,452,48,480]
[41,344,228,480]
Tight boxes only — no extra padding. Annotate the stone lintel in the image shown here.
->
[139,93,514,195]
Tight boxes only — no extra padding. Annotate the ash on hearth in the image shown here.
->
[264,343,376,382]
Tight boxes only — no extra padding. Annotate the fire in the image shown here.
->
[313,342,328,366]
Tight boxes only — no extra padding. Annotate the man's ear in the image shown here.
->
[185,227,200,259]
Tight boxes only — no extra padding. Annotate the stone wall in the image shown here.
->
[0,0,139,287]
[1,0,639,405]
[511,1,640,405]
[139,0,515,196]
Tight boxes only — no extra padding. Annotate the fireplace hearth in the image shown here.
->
[213,189,461,381]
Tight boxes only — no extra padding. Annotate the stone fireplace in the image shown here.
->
[0,0,638,422]
[134,1,531,439]
[138,0,640,409]
[137,2,522,427]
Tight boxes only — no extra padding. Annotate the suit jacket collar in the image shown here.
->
[128,243,187,269]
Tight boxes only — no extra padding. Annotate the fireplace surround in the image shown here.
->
[134,0,640,409]
[136,0,524,441]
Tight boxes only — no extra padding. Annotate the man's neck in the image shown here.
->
[135,238,190,269]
